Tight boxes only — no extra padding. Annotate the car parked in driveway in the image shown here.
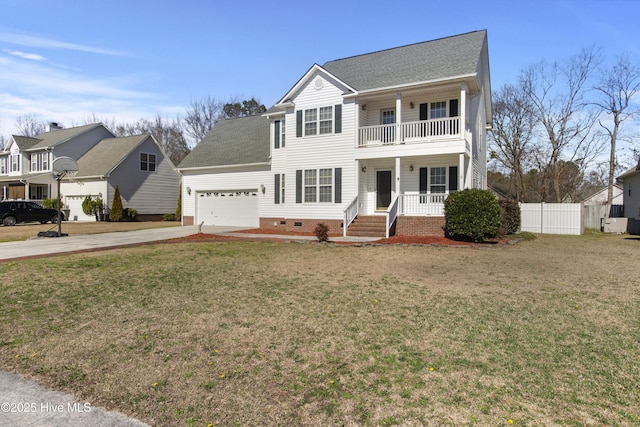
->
[0,201,64,226]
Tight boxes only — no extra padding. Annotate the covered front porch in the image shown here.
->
[344,154,470,237]
[0,176,53,201]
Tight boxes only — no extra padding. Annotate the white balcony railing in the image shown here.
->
[359,118,461,147]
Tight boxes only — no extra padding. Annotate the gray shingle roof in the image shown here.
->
[322,30,487,91]
[12,135,42,150]
[28,123,107,150]
[75,134,148,178]
[178,115,270,169]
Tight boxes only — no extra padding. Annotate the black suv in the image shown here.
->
[0,201,64,226]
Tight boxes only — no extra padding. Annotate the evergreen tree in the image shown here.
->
[109,186,123,222]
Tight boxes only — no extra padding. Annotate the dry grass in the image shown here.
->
[0,221,181,242]
[0,233,639,426]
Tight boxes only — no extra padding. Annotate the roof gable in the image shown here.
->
[276,64,357,106]
[74,134,149,178]
[10,135,42,151]
[322,30,487,92]
[178,115,270,169]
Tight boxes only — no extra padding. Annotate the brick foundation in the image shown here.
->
[260,218,344,235]
[396,216,446,236]
[183,216,194,226]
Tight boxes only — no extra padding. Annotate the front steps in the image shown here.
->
[347,215,387,237]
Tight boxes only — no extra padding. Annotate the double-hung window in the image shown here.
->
[0,157,6,174]
[303,169,333,203]
[140,152,156,172]
[10,155,19,172]
[319,107,333,134]
[304,169,317,202]
[430,101,447,119]
[430,167,447,193]
[304,109,318,136]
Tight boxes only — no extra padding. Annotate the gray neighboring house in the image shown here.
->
[61,134,180,221]
[617,160,640,234]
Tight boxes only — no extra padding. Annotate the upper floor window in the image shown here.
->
[0,157,6,174]
[140,152,156,172]
[430,101,447,119]
[10,154,20,172]
[30,152,49,172]
[274,119,285,149]
[297,105,342,137]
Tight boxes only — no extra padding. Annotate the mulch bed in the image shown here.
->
[170,228,511,247]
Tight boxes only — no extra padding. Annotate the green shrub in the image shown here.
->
[122,208,138,221]
[314,223,329,242]
[42,196,62,210]
[109,186,123,222]
[444,189,501,242]
[82,195,103,221]
[498,198,521,235]
[163,213,176,221]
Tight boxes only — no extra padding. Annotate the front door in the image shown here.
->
[376,170,392,210]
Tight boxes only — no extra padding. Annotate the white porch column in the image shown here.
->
[396,92,402,142]
[355,99,361,148]
[459,154,465,190]
[460,83,467,134]
[395,157,401,196]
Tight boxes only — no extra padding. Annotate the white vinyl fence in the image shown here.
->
[520,203,583,235]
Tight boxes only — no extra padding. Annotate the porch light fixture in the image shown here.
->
[361,104,367,111]
[409,165,414,172]
[186,186,192,195]
[410,102,414,109]
[260,184,265,194]
[361,166,367,173]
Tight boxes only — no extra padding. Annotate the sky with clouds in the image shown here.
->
[1,0,639,152]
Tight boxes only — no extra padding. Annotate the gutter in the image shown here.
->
[176,161,270,172]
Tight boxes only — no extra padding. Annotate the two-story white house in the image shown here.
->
[178,30,492,237]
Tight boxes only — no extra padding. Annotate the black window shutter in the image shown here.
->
[334,104,342,134]
[449,166,458,191]
[449,99,459,117]
[274,121,280,149]
[334,168,342,203]
[296,111,303,137]
[296,170,302,203]
[419,167,428,193]
[419,103,428,121]
[274,174,280,204]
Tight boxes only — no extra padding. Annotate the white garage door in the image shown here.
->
[196,190,259,227]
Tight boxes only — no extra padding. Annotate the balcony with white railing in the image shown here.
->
[358,117,465,147]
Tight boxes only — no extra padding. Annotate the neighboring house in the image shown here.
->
[0,123,114,201]
[581,184,624,205]
[617,161,640,234]
[61,134,180,221]
[178,30,492,237]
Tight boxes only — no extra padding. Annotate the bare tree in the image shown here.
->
[15,113,47,136]
[592,53,640,204]
[183,96,224,145]
[129,115,190,166]
[521,47,604,202]
[489,84,537,201]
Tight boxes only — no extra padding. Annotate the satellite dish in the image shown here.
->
[52,156,78,178]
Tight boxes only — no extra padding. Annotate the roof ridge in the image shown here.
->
[323,30,486,65]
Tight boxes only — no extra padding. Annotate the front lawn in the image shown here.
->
[0,234,638,425]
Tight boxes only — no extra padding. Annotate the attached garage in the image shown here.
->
[196,190,259,227]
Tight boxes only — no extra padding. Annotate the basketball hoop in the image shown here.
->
[43,157,79,237]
